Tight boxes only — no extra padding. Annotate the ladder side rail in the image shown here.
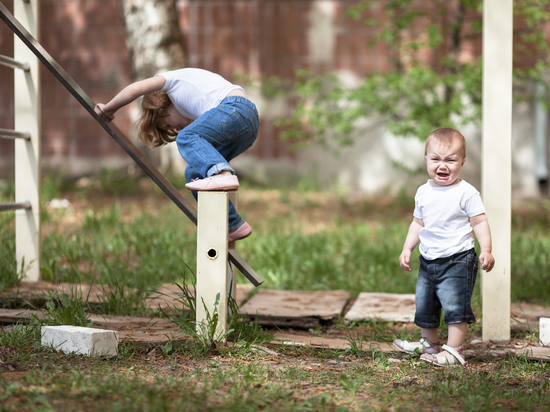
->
[13,0,40,281]
[0,2,197,224]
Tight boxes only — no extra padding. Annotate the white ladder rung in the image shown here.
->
[0,54,30,71]
[0,201,32,212]
[0,128,31,140]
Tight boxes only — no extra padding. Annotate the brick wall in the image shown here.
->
[0,0,133,178]
[0,0,538,179]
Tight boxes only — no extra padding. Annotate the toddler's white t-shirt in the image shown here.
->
[414,179,486,260]
[158,68,243,120]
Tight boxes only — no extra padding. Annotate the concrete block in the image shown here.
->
[41,325,118,357]
[540,317,550,346]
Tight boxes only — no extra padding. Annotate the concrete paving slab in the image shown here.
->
[344,292,416,323]
[239,289,350,328]
[147,283,254,311]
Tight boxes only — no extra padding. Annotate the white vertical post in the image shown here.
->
[196,191,229,342]
[14,0,41,282]
[481,0,512,342]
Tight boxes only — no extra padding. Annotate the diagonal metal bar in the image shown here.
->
[0,2,263,286]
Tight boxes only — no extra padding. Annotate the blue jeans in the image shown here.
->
[414,248,478,329]
[177,96,260,232]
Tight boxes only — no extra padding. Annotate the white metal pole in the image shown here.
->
[14,0,41,282]
[196,191,229,342]
[481,0,512,342]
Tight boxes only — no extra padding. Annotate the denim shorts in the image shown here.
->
[414,248,478,329]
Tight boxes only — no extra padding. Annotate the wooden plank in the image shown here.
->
[0,281,140,308]
[0,308,44,323]
[0,308,173,329]
[511,302,550,331]
[239,289,350,328]
[516,347,550,362]
[272,332,393,352]
[344,292,416,323]
[147,283,254,311]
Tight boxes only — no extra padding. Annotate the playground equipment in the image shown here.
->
[0,0,40,282]
[481,0,512,342]
[0,0,263,341]
[1,0,512,343]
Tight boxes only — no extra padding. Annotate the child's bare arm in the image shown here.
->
[470,213,495,272]
[95,76,167,121]
[399,217,423,271]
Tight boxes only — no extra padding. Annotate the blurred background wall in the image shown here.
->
[0,0,547,198]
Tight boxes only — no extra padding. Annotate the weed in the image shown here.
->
[32,288,93,328]
[339,372,363,396]
[96,276,146,316]
[82,203,121,231]
[0,215,30,291]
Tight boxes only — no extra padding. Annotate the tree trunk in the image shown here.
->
[119,0,187,174]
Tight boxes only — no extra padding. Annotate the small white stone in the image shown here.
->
[41,325,118,357]
[540,317,550,346]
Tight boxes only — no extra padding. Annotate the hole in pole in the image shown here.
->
[207,248,218,260]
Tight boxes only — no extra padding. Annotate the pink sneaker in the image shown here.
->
[185,175,239,191]
[228,222,252,242]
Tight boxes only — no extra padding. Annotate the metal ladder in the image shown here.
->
[0,0,263,307]
[0,0,40,282]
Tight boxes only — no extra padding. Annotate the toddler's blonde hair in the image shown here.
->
[137,91,177,147]
[425,127,466,158]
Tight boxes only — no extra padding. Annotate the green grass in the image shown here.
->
[1,172,550,304]
[1,172,550,410]
[0,322,548,411]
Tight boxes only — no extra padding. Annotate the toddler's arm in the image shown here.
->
[94,76,167,121]
[399,217,423,271]
[470,213,495,272]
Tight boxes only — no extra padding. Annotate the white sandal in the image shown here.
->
[420,344,466,367]
[393,337,441,354]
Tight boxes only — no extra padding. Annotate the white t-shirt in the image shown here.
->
[414,179,486,260]
[158,68,243,120]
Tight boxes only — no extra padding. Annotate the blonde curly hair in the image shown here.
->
[137,91,178,147]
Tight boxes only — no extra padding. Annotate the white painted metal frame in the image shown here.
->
[196,191,230,342]
[14,0,41,282]
[481,0,512,342]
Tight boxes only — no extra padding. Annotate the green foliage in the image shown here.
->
[33,289,93,328]
[279,0,550,148]
[0,214,29,292]
[99,167,140,196]
[163,269,269,354]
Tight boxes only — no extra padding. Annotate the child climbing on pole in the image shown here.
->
[95,68,259,242]
[393,127,495,367]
